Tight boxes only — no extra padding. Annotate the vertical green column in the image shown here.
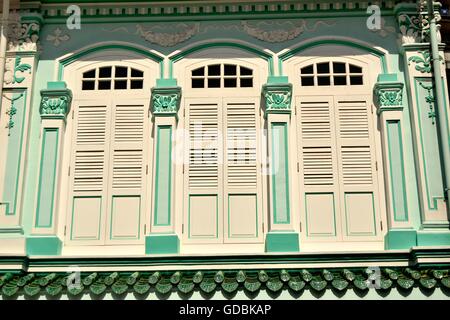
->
[27,81,72,256]
[146,83,181,255]
[263,79,299,252]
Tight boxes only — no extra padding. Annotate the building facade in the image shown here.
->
[0,0,450,299]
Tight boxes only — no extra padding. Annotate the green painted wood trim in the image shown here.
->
[57,44,164,80]
[278,39,388,74]
[168,42,274,78]
[26,236,62,256]
[417,231,450,247]
[271,123,290,225]
[0,91,27,217]
[265,232,299,252]
[154,126,173,227]
[384,230,417,250]
[386,120,409,222]
[145,234,179,254]
[35,128,59,228]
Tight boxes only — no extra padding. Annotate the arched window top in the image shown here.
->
[191,63,253,89]
[300,61,364,87]
[81,65,144,91]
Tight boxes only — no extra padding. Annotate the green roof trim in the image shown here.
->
[1,267,450,298]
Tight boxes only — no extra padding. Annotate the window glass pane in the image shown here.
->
[317,62,330,74]
[317,76,330,86]
[99,67,112,78]
[115,66,128,78]
[349,64,362,73]
[224,78,237,87]
[240,78,253,87]
[224,64,237,76]
[114,80,127,89]
[98,80,111,90]
[240,66,253,76]
[192,78,204,88]
[301,65,314,74]
[301,76,314,86]
[208,78,221,88]
[334,76,347,85]
[82,80,95,90]
[192,67,204,76]
[83,69,96,78]
[130,80,143,89]
[131,68,143,77]
[208,64,221,76]
[350,75,363,85]
[333,62,346,73]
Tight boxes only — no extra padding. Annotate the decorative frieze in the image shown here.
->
[151,86,182,117]
[39,83,73,119]
[262,83,292,116]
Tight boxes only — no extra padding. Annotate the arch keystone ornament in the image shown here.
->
[147,84,182,254]
[28,82,73,255]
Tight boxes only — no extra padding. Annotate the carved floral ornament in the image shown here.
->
[7,14,40,52]
[262,83,293,116]
[151,87,182,116]
[3,56,32,86]
[39,89,73,119]
[374,82,404,113]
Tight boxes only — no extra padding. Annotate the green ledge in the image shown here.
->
[145,234,179,255]
[156,78,178,87]
[1,267,449,298]
[265,232,299,253]
[384,229,417,250]
[417,231,450,246]
[26,236,62,256]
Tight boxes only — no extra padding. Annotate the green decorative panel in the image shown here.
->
[271,123,290,224]
[35,128,59,228]
[154,126,173,226]
[386,121,408,222]
[414,78,445,210]
[0,91,27,216]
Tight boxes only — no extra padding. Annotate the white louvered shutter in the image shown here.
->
[105,100,147,244]
[297,96,341,240]
[184,99,223,243]
[223,98,262,243]
[335,96,380,240]
[68,102,111,244]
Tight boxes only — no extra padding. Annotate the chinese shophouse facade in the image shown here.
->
[0,0,450,299]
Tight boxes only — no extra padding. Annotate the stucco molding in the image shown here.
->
[151,86,182,117]
[39,82,73,120]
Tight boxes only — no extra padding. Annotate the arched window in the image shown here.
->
[191,64,253,88]
[81,66,144,91]
[300,61,363,87]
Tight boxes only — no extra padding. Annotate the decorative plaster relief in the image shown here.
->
[46,28,70,47]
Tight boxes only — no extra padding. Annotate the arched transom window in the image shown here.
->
[191,64,253,88]
[300,61,364,87]
[82,66,144,91]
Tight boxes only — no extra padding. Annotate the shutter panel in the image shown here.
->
[335,97,379,239]
[298,97,340,239]
[69,103,110,244]
[106,101,146,244]
[223,99,262,243]
[185,100,222,243]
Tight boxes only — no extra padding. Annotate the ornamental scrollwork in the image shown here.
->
[408,50,444,73]
[135,23,199,47]
[262,83,292,115]
[4,56,32,85]
[151,87,182,116]
[377,88,403,107]
[7,14,40,52]
[419,81,436,125]
[39,86,73,119]
[397,14,421,44]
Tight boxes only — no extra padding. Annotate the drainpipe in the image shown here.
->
[0,0,10,113]
[427,0,450,207]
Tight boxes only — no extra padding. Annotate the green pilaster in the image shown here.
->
[146,84,181,255]
[263,82,299,252]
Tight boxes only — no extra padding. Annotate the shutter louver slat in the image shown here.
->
[189,103,219,189]
[300,101,331,140]
[338,101,369,139]
[303,147,334,185]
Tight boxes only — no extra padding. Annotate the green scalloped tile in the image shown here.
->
[133,279,150,295]
[214,271,225,283]
[24,282,41,297]
[104,272,119,286]
[156,279,173,294]
[310,279,327,291]
[441,277,450,288]
[0,273,13,288]
[323,270,334,282]
[432,270,445,280]
[266,277,283,292]
[342,269,355,282]
[45,283,63,296]
[39,273,57,286]
[384,269,399,280]
[83,273,98,286]
[200,278,216,293]
[18,274,35,287]
[301,270,313,282]
[353,277,369,290]
[126,272,139,286]
[280,270,290,282]
[288,276,305,292]
[148,272,160,285]
[2,283,19,297]
[177,279,195,294]
[193,271,203,284]
[170,271,182,285]
[67,284,84,296]
[397,277,415,289]
[379,278,393,290]
[111,279,128,295]
[419,277,437,289]
[405,268,421,280]
[244,278,261,292]
[331,279,348,291]
[90,281,107,295]
[221,278,239,293]
[236,270,246,283]
[258,270,269,283]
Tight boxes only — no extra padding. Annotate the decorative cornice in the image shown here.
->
[0,267,450,298]
[262,83,292,116]
[151,86,182,117]
[39,82,73,119]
